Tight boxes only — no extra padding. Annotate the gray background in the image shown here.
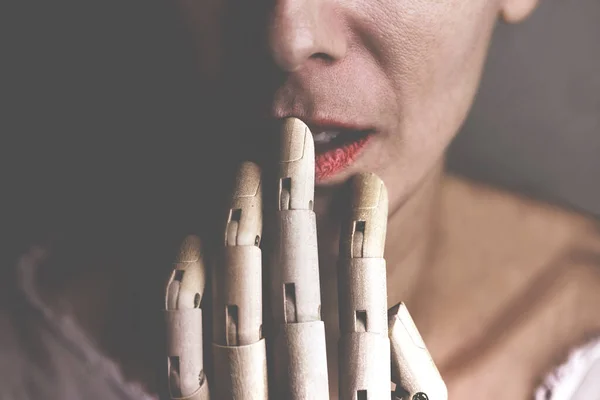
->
[447,0,599,217]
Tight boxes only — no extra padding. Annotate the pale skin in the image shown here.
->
[33,0,600,397]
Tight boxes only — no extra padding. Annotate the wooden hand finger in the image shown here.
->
[270,118,330,399]
[165,235,211,400]
[338,173,391,400]
[212,161,268,400]
[389,303,447,400]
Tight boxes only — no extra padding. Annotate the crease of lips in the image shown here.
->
[314,133,371,181]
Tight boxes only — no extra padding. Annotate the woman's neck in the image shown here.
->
[385,162,444,308]
[315,160,443,300]
[313,161,444,331]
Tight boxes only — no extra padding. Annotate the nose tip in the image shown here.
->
[270,25,320,72]
[268,0,347,72]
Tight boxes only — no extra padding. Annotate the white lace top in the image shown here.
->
[535,337,600,400]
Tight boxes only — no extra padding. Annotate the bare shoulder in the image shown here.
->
[441,172,600,312]
[441,173,600,263]
[437,174,600,398]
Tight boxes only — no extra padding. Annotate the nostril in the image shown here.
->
[310,52,334,62]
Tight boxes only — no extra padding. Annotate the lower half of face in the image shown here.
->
[178,0,502,208]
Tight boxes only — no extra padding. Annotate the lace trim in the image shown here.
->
[535,336,600,400]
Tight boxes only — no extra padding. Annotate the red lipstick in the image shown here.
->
[315,134,372,182]
[274,116,375,182]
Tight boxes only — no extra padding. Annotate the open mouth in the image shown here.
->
[311,129,374,182]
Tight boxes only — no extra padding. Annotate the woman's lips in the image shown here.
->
[314,131,373,182]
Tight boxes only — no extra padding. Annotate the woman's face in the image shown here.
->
[178,0,535,208]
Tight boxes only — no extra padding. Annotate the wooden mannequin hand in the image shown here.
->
[164,118,447,400]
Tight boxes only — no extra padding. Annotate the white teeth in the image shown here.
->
[313,131,341,144]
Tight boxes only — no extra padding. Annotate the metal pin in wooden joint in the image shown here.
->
[212,162,268,400]
[165,235,210,400]
[338,173,391,400]
[271,118,329,400]
[389,303,447,400]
